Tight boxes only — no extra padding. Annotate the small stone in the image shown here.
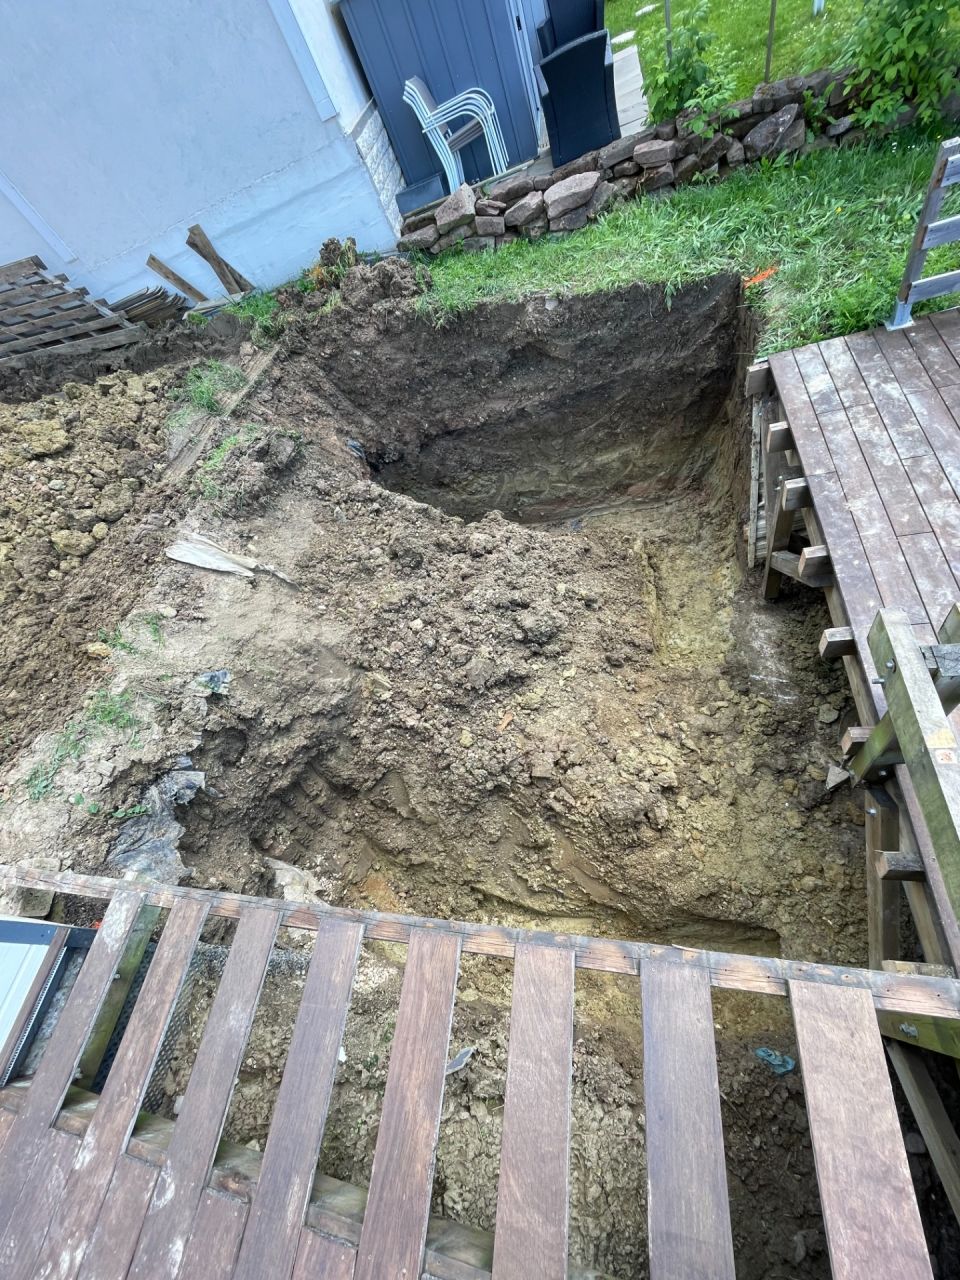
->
[674,154,701,185]
[503,190,545,227]
[610,176,638,199]
[655,121,677,141]
[634,139,679,167]
[904,1132,927,1156]
[800,875,821,892]
[51,529,96,557]
[487,173,533,203]
[474,198,506,216]
[699,132,729,166]
[543,170,600,219]
[401,208,439,234]
[612,159,639,177]
[474,214,505,236]
[549,206,590,233]
[826,765,850,792]
[459,729,474,748]
[640,163,674,191]
[551,150,600,182]
[430,224,471,254]
[742,103,801,160]
[529,754,555,779]
[398,223,439,251]
[725,137,745,167]
[817,704,840,724]
[20,421,70,458]
[84,641,112,659]
[435,182,476,235]
[532,174,556,191]
[92,522,109,541]
[825,114,854,137]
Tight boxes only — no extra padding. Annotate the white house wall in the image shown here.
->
[0,0,400,302]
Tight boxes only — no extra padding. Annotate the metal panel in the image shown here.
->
[338,0,538,186]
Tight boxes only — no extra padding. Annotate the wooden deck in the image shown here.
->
[0,866,953,1280]
[758,308,960,974]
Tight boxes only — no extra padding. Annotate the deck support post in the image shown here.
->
[866,788,900,969]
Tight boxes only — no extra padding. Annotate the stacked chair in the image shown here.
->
[535,0,620,166]
[403,76,510,194]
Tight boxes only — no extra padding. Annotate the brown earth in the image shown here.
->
[1,262,943,1278]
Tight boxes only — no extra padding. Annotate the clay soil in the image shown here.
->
[0,263,945,1277]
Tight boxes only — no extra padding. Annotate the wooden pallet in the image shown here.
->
[0,256,141,366]
[0,866,951,1280]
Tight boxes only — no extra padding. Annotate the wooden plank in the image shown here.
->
[9,866,960,1019]
[0,312,133,357]
[906,316,960,385]
[818,336,872,409]
[0,891,144,1239]
[903,452,960,589]
[25,898,209,1280]
[794,343,845,415]
[744,361,770,397]
[641,958,734,1280]
[491,943,575,1280]
[789,980,932,1280]
[866,794,900,967]
[294,1229,358,1280]
[0,924,68,1080]
[844,401,931,536]
[77,1156,159,1280]
[0,1127,79,1272]
[0,287,89,317]
[0,256,45,284]
[798,544,831,581]
[930,307,960,365]
[877,849,925,880]
[0,326,141,368]
[768,350,835,475]
[887,1042,960,1221]
[145,254,208,304]
[0,301,105,340]
[234,918,363,1280]
[762,477,800,599]
[179,1189,249,1280]
[899,531,960,635]
[354,930,461,1280]
[874,325,935,391]
[765,420,794,453]
[126,906,281,1280]
[819,626,856,660]
[186,224,253,293]
[904,387,960,498]
[769,550,832,587]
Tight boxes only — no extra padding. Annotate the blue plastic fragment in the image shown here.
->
[754,1047,796,1075]
[346,438,367,461]
[197,669,231,695]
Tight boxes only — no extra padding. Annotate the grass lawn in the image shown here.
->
[422,128,960,356]
[604,0,862,102]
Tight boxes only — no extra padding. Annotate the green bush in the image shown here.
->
[846,0,958,127]
[644,2,734,124]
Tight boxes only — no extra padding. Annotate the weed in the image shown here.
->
[139,612,165,648]
[184,310,208,327]
[171,360,246,414]
[88,689,140,733]
[25,723,88,802]
[424,127,960,355]
[111,802,150,820]
[97,625,137,655]
[225,291,285,345]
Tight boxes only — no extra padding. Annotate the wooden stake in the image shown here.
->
[185,224,253,294]
[145,254,208,304]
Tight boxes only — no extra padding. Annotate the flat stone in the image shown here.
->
[640,162,674,191]
[533,174,556,190]
[461,235,496,252]
[430,223,471,254]
[398,223,439,251]
[699,132,729,166]
[474,198,506,215]
[725,137,745,167]
[742,103,801,161]
[612,159,639,177]
[503,189,545,227]
[674,154,701,185]
[474,215,505,237]
[598,129,654,170]
[825,114,854,137]
[719,97,757,123]
[586,179,615,218]
[549,205,590,233]
[487,173,533,203]
[610,176,638,199]
[781,119,806,152]
[543,170,600,219]
[401,209,438,234]
[435,182,476,235]
[634,139,679,167]
[655,121,677,140]
[551,150,600,182]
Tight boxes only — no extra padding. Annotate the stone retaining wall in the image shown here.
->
[397,67,912,255]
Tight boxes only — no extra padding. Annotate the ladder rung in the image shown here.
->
[908,267,960,305]
[922,214,960,251]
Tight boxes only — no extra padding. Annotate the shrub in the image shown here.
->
[845,0,958,128]
[644,2,734,124]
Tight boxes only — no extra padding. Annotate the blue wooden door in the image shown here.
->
[338,0,539,186]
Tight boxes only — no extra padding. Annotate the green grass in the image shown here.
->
[172,360,246,414]
[24,690,142,802]
[424,128,960,355]
[605,0,862,101]
[194,423,258,501]
[225,291,284,345]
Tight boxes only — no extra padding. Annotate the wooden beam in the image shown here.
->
[877,850,925,881]
[780,477,811,511]
[744,361,770,397]
[798,544,831,583]
[867,793,900,968]
[881,960,953,977]
[185,224,252,294]
[769,550,833,589]
[146,255,208,304]
[764,420,794,454]
[887,1041,960,1222]
[880,1009,960,1059]
[820,626,856,661]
